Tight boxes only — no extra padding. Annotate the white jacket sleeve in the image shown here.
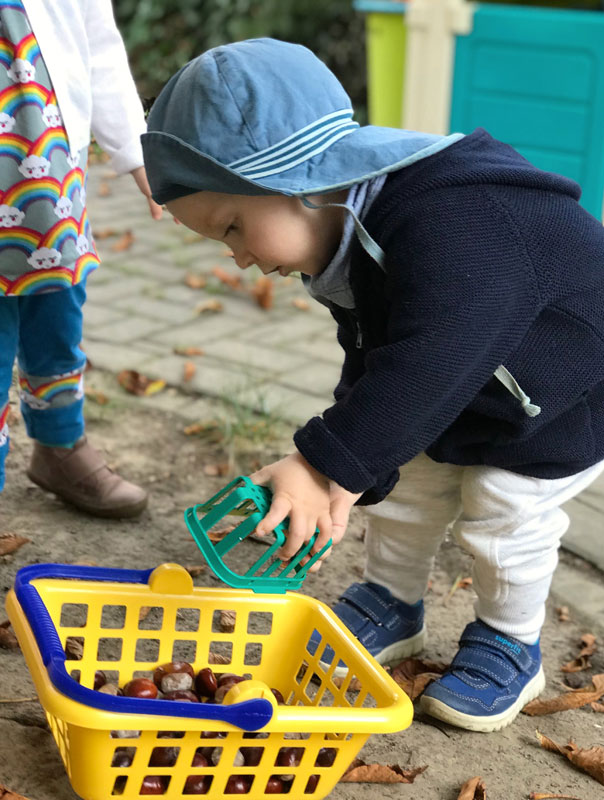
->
[85,0,146,174]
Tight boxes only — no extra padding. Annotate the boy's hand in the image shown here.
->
[250,452,361,570]
[130,166,163,220]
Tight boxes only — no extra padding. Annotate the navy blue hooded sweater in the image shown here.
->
[293,129,604,505]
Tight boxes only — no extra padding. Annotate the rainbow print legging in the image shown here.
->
[0,282,86,490]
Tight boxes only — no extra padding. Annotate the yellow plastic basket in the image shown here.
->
[6,563,413,800]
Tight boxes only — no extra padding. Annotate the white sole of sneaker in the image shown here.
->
[321,626,427,678]
[419,665,546,732]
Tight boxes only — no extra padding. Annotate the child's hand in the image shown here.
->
[130,166,163,220]
[250,452,361,569]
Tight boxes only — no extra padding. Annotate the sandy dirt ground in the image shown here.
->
[1,370,603,800]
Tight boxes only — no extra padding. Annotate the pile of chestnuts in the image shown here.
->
[91,661,336,795]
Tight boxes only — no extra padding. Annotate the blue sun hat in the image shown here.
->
[142,38,464,205]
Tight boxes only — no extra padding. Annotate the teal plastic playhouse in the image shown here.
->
[354,0,604,220]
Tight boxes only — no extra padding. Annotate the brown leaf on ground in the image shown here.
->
[0,783,30,800]
[0,533,31,556]
[218,610,236,633]
[203,462,230,477]
[84,387,109,405]
[138,606,151,622]
[333,675,363,691]
[110,230,134,252]
[98,181,111,197]
[591,702,604,712]
[291,298,310,311]
[0,620,19,650]
[561,633,597,673]
[457,776,487,799]
[536,731,604,785]
[117,370,166,397]
[251,276,274,310]
[195,299,223,314]
[184,272,207,289]
[340,759,427,784]
[185,565,206,578]
[208,651,231,665]
[207,525,236,543]
[182,361,196,383]
[183,422,205,436]
[390,657,449,701]
[92,227,117,240]
[71,559,98,567]
[64,636,83,660]
[212,266,242,289]
[556,606,571,622]
[529,792,583,799]
[173,346,204,356]
[523,674,604,716]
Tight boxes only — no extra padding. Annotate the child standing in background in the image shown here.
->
[0,0,161,517]
[142,39,604,731]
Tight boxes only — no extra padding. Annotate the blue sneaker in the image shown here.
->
[419,620,545,732]
[309,582,426,677]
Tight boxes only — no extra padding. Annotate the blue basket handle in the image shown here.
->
[13,563,274,730]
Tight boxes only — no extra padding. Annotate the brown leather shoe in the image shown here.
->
[27,437,148,519]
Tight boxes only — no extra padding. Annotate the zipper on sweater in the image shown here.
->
[355,321,363,349]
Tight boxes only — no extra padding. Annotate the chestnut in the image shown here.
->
[213,685,232,704]
[98,683,120,696]
[195,667,218,697]
[240,746,263,767]
[111,748,133,768]
[271,688,285,705]
[153,661,195,689]
[140,775,166,794]
[315,748,336,767]
[161,672,194,694]
[224,775,251,794]
[265,776,285,794]
[123,678,158,699]
[162,690,199,703]
[217,673,245,688]
[304,774,320,793]
[183,775,210,795]
[94,670,107,690]
[192,751,209,768]
[276,746,303,781]
[149,746,179,767]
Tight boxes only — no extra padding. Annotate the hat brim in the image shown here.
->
[142,127,464,205]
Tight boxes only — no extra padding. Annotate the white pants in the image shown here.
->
[363,453,604,643]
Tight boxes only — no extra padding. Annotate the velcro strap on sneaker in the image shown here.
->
[338,583,393,627]
[459,622,533,672]
[451,649,516,687]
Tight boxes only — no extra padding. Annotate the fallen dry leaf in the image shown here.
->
[0,783,30,800]
[556,606,571,622]
[182,361,196,383]
[64,636,83,660]
[207,525,236,543]
[208,651,231,665]
[185,565,206,578]
[92,227,117,240]
[291,298,310,311]
[84,387,109,405]
[0,533,31,556]
[340,759,427,784]
[561,633,597,673]
[529,793,583,799]
[110,230,134,252]
[117,370,166,397]
[0,620,19,650]
[195,299,223,314]
[251,276,274,310]
[591,702,604,712]
[212,266,241,289]
[138,606,151,622]
[203,462,230,477]
[173,346,204,356]
[98,181,111,197]
[536,731,604,785]
[523,674,604,716]
[390,657,448,701]
[71,559,98,567]
[457,776,487,799]
[183,422,205,436]
[184,272,207,289]
[218,610,236,633]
